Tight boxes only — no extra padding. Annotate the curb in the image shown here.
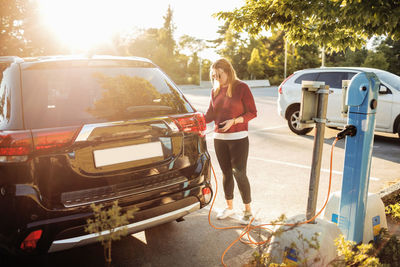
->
[379,182,400,205]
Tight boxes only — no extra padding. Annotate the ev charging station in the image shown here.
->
[332,72,387,243]
[268,72,387,264]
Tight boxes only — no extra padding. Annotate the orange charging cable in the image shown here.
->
[208,137,339,266]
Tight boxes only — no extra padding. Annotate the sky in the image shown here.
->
[38,0,246,60]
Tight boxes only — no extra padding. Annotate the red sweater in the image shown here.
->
[204,80,257,133]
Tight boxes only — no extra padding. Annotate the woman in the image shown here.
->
[204,58,257,224]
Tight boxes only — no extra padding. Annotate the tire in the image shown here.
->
[287,106,313,135]
[397,124,400,139]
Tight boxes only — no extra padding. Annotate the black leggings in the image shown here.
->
[214,137,251,204]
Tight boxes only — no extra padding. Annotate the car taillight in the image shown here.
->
[278,74,294,94]
[171,112,206,137]
[32,126,81,152]
[0,130,32,162]
[20,229,42,251]
[0,126,81,163]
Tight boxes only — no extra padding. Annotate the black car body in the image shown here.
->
[0,55,212,255]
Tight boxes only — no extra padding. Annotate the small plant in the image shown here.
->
[330,235,381,267]
[247,214,390,267]
[385,202,400,221]
[85,200,137,266]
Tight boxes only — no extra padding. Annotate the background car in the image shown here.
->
[0,55,212,256]
[277,67,400,138]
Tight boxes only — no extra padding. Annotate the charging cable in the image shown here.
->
[208,137,339,266]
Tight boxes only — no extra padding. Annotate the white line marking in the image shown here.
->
[207,148,380,181]
[254,125,287,131]
[205,125,288,140]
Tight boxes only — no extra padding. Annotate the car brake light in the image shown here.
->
[171,112,206,137]
[278,74,294,94]
[0,130,32,162]
[0,126,81,163]
[32,126,81,152]
[20,229,42,251]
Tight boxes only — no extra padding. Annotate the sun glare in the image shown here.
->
[38,0,155,52]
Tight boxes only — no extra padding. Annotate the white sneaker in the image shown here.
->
[239,210,254,225]
[216,208,235,219]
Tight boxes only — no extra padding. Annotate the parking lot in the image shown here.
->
[35,85,400,267]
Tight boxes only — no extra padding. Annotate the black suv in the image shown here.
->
[0,55,212,255]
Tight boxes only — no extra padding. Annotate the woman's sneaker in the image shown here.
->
[240,210,254,225]
[216,208,235,219]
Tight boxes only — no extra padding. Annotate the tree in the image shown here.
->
[0,0,66,56]
[178,35,207,83]
[376,37,400,76]
[362,51,389,70]
[0,0,29,56]
[216,0,400,53]
[126,7,183,82]
[247,48,264,79]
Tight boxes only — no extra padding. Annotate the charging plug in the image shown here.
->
[336,125,357,140]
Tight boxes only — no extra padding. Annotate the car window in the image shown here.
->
[375,71,400,91]
[316,72,347,89]
[347,72,357,80]
[21,61,194,128]
[294,73,319,84]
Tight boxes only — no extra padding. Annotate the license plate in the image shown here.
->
[93,142,163,167]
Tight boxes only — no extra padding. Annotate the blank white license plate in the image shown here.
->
[93,142,163,168]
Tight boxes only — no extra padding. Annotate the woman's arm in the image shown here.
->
[240,84,257,123]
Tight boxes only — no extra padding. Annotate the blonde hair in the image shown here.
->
[210,58,238,98]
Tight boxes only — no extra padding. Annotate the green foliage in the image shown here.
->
[361,51,389,70]
[85,201,136,266]
[385,202,400,221]
[374,228,400,266]
[331,235,381,266]
[4,1,400,85]
[247,48,264,79]
[215,0,367,53]
[376,37,400,76]
[216,0,400,53]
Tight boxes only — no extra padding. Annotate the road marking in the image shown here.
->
[207,148,380,181]
[205,125,287,140]
[253,125,287,131]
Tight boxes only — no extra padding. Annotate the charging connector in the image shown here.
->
[336,125,357,140]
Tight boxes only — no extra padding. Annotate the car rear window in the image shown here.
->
[295,71,358,89]
[21,60,194,128]
[315,72,347,89]
[294,73,319,84]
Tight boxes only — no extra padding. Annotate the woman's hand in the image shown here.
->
[218,119,235,132]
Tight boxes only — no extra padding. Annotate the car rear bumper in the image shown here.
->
[48,201,200,253]
[0,174,211,255]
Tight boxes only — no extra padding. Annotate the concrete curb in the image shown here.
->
[379,182,400,205]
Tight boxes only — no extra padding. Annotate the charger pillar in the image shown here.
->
[338,72,380,243]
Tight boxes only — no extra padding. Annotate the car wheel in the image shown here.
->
[397,124,400,139]
[287,106,313,135]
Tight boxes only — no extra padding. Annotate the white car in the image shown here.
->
[277,67,400,138]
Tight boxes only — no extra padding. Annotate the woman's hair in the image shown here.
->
[210,58,238,98]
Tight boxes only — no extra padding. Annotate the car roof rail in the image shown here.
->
[0,56,24,63]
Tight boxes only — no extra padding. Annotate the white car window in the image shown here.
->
[294,73,319,84]
[376,71,400,91]
[316,72,346,89]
